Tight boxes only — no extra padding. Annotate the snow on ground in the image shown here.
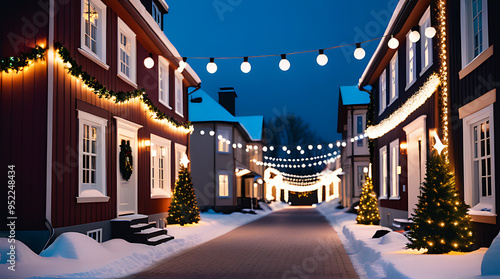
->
[0,202,288,279]
[316,199,489,279]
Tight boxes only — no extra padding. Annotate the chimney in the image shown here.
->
[218,87,238,116]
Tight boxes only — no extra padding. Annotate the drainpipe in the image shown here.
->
[213,123,217,210]
[351,105,355,206]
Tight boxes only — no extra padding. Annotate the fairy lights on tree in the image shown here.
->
[356,176,380,225]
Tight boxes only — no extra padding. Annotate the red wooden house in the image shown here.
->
[1,0,200,252]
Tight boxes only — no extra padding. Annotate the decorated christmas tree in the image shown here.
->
[406,150,474,254]
[356,176,380,225]
[167,157,200,226]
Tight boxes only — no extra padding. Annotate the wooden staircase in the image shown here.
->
[111,214,174,245]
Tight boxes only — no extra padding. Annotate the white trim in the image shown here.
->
[460,0,490,69]
[379,69,387,115]
[86,228,103,243]
[419,6,433,77]
[46,0,55,223]
[379,145,388,199]
[80,0,107,65]
[390,139,400,199]
[113,116,143,131]
[158,56,171,109]
[77,110,108,201]
[157,0,169,11]
[128,0,201,85]
[150,134,172,199]
[405,31,417,91]
[389,51,399,105]
[117,17,137,85]
[463,104,495,214]
[78,48,110,70]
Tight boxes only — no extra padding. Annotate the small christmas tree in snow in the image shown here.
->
[356,176,380,225]
[406,150,474,254]
[167,155,200,226]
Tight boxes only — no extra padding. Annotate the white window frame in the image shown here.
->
[151,1,162,28]
[80,0,107,66]
[460,0,489,69]
[217,126,232,153]
[174,71,184,117]
[354,163,369,197]
[158,56,170,109]
[419,6,433,76]
[463,104,496,214]
[379,69,387,115]
[150,134,171,199]
[174,143,187,180]
[77,110,109,203]
[389,51,399,105]
[217,171,231,198]
[355,114,365,148]
[390,139,400,199]
[117,18,137,87]
[406,31,417,90]
[379,145,388,199]
[86,228,103,243]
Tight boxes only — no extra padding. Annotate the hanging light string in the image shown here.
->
[264,152,339,162]
[253,154,341,169]
[174,37,384,61]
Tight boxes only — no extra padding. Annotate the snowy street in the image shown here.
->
[128,206,357,279]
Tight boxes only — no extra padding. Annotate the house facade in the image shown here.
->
[358,0,441,230]
[447,0,499,246]
[0,0,200,252]
[337,85,370,208]
[189,88,265,212]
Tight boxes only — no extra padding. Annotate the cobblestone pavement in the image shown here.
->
[128,206,359,279]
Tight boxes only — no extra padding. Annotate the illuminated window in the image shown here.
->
[389,52,398,105]
[390,139,400,199]
[379,146,388,199]
[158,56,170,108]
[80,0,107,62]
[150,134,171,198]
[77,110,108,202]
[217,127,231,153]
[463,105,495,212]
[379,69,387,115]
[406,31,416,88]
[356,115,365,147]
[420,7,433,74]
[174,143,186,180]
[117,18,136,84]
[218,174,229,197]
[175,72,184,116]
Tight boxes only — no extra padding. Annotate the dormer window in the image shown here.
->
[152,1,162,28]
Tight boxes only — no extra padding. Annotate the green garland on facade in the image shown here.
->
[54,42,192,131]
[0,45,47,73]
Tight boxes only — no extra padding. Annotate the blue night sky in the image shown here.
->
[163,0,398,143]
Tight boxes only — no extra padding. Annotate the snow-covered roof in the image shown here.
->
[339,85,370,105]
[189,90,263,141]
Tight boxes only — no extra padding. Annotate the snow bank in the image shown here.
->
[316,199,487,279]
[0,201,287,278]
[481,232,500,276]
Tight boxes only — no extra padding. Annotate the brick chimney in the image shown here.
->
[218,87,238,116]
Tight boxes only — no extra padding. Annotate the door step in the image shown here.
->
[111,216,174,245]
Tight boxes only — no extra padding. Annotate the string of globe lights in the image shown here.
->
[174,25,436,74]
[196,127,367,154]
[264,152,338,162]
[252,154,341,169]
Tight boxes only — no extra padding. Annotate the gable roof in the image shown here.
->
[188,90,263,141]
[339,85,371,105]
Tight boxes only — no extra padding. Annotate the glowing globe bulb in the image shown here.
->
[316,53,328,66]
[409,30,420,42]
[354,46,366,60]
[425,26,436,38]
[282,146,287,151]
[388,37,399,49]
[206,61,217,74]
[241,61,251,73]
[143,57,154,69]
[279,58,290,71]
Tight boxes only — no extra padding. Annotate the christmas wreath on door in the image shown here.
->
[120,140,133,181]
